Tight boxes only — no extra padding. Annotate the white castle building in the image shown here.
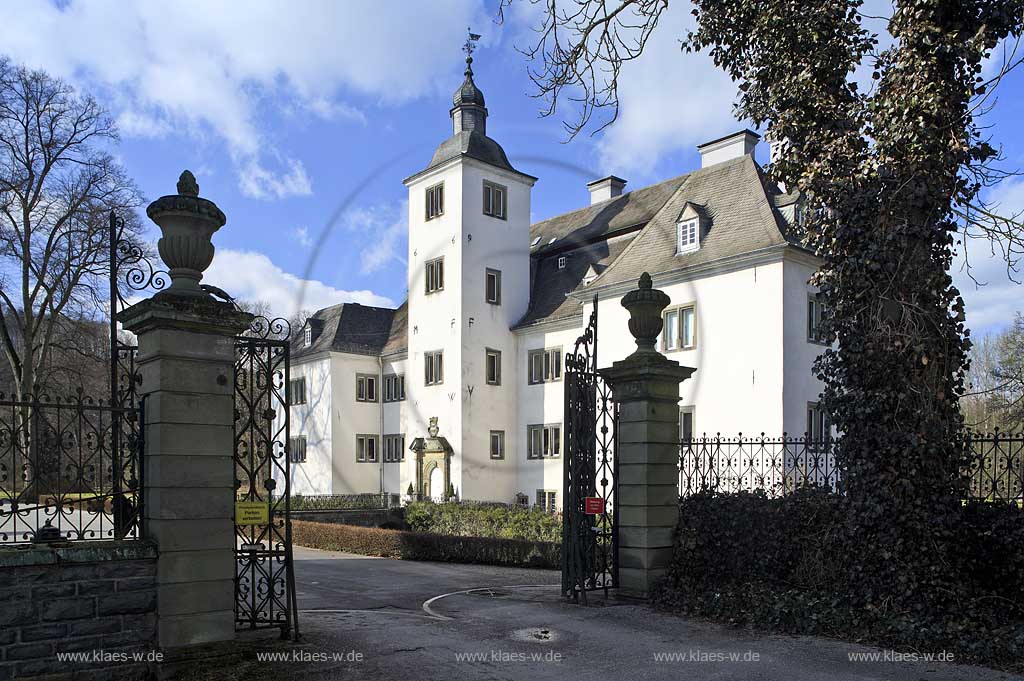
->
[285,54,827,508]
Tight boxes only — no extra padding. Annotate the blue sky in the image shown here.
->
[2,1,1021,337]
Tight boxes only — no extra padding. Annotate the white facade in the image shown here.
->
[286,68,827,507]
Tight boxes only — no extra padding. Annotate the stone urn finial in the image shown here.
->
[146,170,227,299]
[621,272,671,355]
[176,170,199,197]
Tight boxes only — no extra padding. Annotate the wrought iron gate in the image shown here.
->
[233,321,298,638]
[562,300,618,602]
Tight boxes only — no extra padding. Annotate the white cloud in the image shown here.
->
[290,226,314,249]
[341,202,409,275]
[238,158,313,201]
[205,249,394,319]
[589,0,895,177]
[952,176,1024,337]
[116,110,172,139]
[0,0,486,199]
[585,3,741,176]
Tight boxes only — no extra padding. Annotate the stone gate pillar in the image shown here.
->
[119,171,253,649]
[601,273,694,598]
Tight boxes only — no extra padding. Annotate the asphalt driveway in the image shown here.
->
[196,546,1023,681]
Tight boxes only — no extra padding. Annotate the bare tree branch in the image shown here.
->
[0,57,143,398]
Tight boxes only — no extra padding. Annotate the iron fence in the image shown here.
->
[0,392,143,543]
[966,430,1023,502]
[679,434,839,498]
[679,431,1024,503]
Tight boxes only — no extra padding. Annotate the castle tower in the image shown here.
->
[402,33,536,502]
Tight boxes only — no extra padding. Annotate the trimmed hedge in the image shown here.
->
[403,501,561,543]
[292,519,560,569]
[652,489,1024,670]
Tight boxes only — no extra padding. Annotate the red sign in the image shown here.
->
[584,497,605,515]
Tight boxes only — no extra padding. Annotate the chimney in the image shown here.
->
[586,175,627,205]
[697,129,760,168]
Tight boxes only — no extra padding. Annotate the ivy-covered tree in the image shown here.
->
[502,0,1024,612]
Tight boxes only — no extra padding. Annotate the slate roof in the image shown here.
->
[297,154,801,352]
[588,156,787,289]
[515,155,795,328]
[381,300,408,356]
[516,234,636,328]
[423,130,527,178]
[291,302,398,360]
[529,173,684,257]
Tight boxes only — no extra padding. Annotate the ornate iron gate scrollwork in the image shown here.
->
[563,298,618,602]
[233,319,298,638]
[108,210,168,540]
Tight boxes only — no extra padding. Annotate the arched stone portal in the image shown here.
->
[409,416,453,502]
[429,466,444,502]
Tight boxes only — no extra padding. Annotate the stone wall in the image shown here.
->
[0,541,158,681]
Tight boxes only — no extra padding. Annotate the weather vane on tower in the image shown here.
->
[463,27,481,75]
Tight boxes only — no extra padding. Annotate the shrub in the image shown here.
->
[653,490,1024,670]
[403,501,561,543]
[292,520,560,569]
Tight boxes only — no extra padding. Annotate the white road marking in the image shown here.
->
[421,584,558,622]
[303,609,438,620]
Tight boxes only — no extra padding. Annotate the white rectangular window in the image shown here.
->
[527,424,561,459]
[289,377,307,405]
[664,309,680,351]
[356,434,379,463]
[483,181,506,218]
[426,182,444,220]
[536,490,557,513]
[384,434,405,463]
[485,268,501,305]
[425,351,444,385]
[425,257,444,294]
[485,348,501,385]
[807,403,827,439]
[663,305,696,351]
[557,256,567,269]
[528,348,561,384]
[808,294,826,343]
[807,402,830,450]
[303,326,312,347]
[677,218,699,253]
[678,407,695,442]
[288,436,307,463]
[384,374,405,402]
[681,306,695,349]
[356,374,377,402]
[490,430,505,459]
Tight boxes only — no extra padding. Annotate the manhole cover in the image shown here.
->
[510,627,559,643]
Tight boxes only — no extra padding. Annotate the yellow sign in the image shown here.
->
[235,501,270,526]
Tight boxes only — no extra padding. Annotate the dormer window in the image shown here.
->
[303,325,312,347]
[677,218,699,254]
[557,256,567,270]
